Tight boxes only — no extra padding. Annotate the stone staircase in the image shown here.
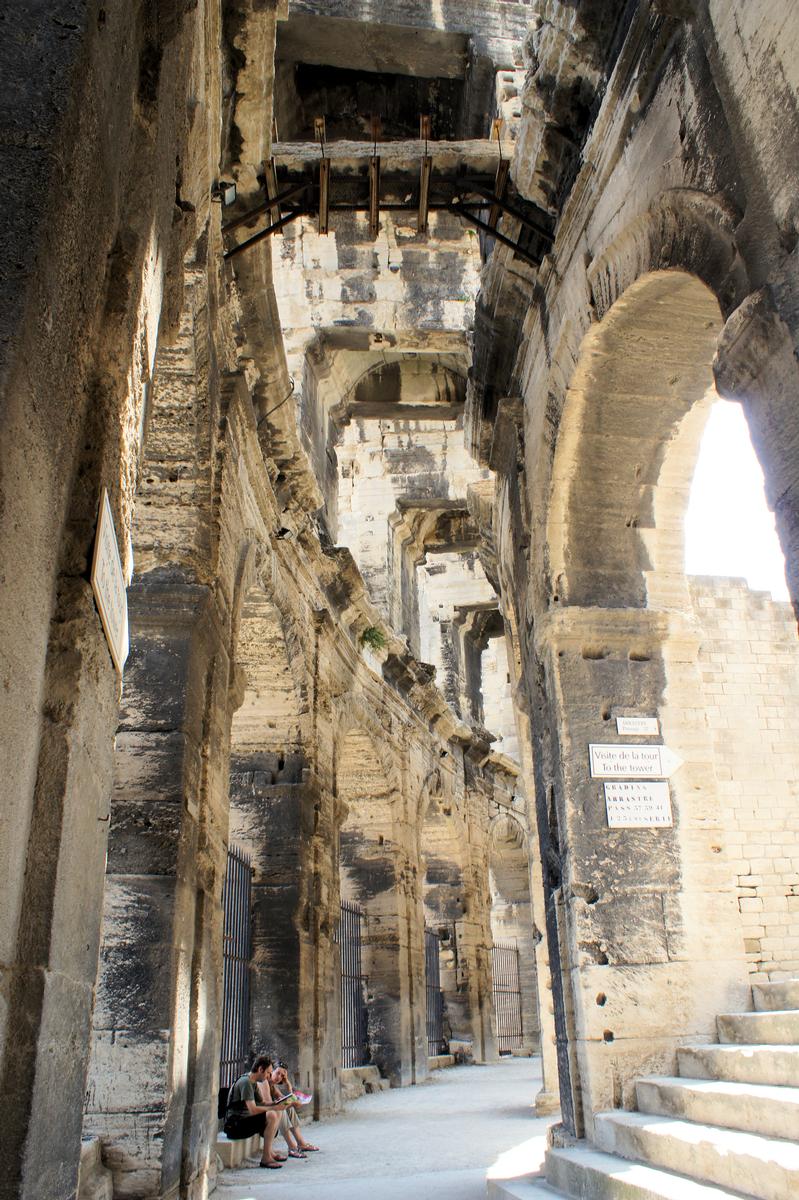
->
[492,980,799,1200]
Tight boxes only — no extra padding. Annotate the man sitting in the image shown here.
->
[223,1056,290,1169]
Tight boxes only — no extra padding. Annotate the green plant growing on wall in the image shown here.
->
[360,625,386,652]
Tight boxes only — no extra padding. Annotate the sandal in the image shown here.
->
[259,1161,283,1169]
[302,1144,320,1151]
[288,1149,307,1159]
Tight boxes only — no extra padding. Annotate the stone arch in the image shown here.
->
[547,269,723,609]
[488,813,539,1055]
[587,188,750,324]
[418,775,472,1048]
[336,721,410,1082]
[226,543,314,1072]
[529,257,796,1133]
[230,578,309,763]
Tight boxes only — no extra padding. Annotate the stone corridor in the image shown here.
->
[216,1057,551,1200]
[3,4,799,1200]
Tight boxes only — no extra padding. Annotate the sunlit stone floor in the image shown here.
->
[215,1056,554,1200]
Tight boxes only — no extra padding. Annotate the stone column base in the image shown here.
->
[535,1088,561,1117]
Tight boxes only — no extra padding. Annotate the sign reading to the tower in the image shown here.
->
[91,488,129,675]
[604,781,673,828]
[588,743,682,779]
[616,716,659,736]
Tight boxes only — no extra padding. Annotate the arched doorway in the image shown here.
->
[228,581,310,1081]
[337,727,411,1083]
[537,269,755,1132]
[489,814,540,1056]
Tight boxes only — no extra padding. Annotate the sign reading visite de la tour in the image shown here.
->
[90,488,129,675]
[588,742,682,779]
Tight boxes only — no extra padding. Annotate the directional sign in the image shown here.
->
[589,743,683,779]
[604,781,673,828]
[616,716,659,736]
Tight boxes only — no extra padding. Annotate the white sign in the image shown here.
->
[91,488,129,675]
[604,781,673,828]
[589,743,683,779]
[616,716,659,736]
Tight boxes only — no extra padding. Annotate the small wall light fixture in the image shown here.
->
[212,180,237,206]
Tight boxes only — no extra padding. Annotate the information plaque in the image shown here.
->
[616,716,659,735]
[604,781,673,828]
[91,488,129,675]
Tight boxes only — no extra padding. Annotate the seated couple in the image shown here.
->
[224,1055,320,1169]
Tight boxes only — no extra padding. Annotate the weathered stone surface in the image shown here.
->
[3,3,799,1197]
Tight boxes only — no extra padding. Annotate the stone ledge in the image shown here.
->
[216,1132,261,1169]
[340,1065,390,1101]
[428,1053,456,1071]
[77,1137,113,1200]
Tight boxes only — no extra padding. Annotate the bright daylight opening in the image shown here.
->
[685,399,789,600]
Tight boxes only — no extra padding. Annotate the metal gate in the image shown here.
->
[425,928,446,1056]
[219,845,253,1090]
[339,899,369,1068]
[492,939,523,1054]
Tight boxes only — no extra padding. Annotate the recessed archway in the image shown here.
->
[228,581,310,1075]
[337,726,408,1083]
[489,814,539,1056]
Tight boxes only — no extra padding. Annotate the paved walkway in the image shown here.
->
[215,1056,554,1200]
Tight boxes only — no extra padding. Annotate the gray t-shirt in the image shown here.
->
[228,1074,257,1114]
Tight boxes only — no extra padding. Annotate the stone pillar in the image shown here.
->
[527,837,561,1115]
[462,789,500,1063]
[0,579,118,1200]
[535,605,750,1137]
[714,289,799,619]
[85,575,231,1200]
[512,704,561,1115]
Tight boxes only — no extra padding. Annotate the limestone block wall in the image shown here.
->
[417,551,495,682]
[336,415,487,614]
[481,635,519,762]
[691,577,799,982]
[274,212,480,397]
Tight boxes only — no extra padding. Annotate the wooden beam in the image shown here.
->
[448,202,540,269]
[223,207,307,259]
[318,158,330,235]
[418,115,433,234]
[315,116,330,235]
[458,179,554,241]
[488,158,511,230]
[417,155,433,233]
[265,158,281,223]
[368,154,380,238]
[221,181,309,234]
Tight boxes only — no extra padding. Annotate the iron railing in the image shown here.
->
[339,899,369,1068]
[219,845,253,1090]
[425,927,447,1056]
[492,939,523,1054]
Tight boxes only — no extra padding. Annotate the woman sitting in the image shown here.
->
[258,1063,321,1158]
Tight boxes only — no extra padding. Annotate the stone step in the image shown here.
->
[636,1075,799,1140]
[717,1011,799,1046]
[545,1144,751,1199]
[487,1178,561,1199]
[753,981,799,1013]
[594,1110,799,1200]
[216,1132,261,1169]
[678,1044,799,1088]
